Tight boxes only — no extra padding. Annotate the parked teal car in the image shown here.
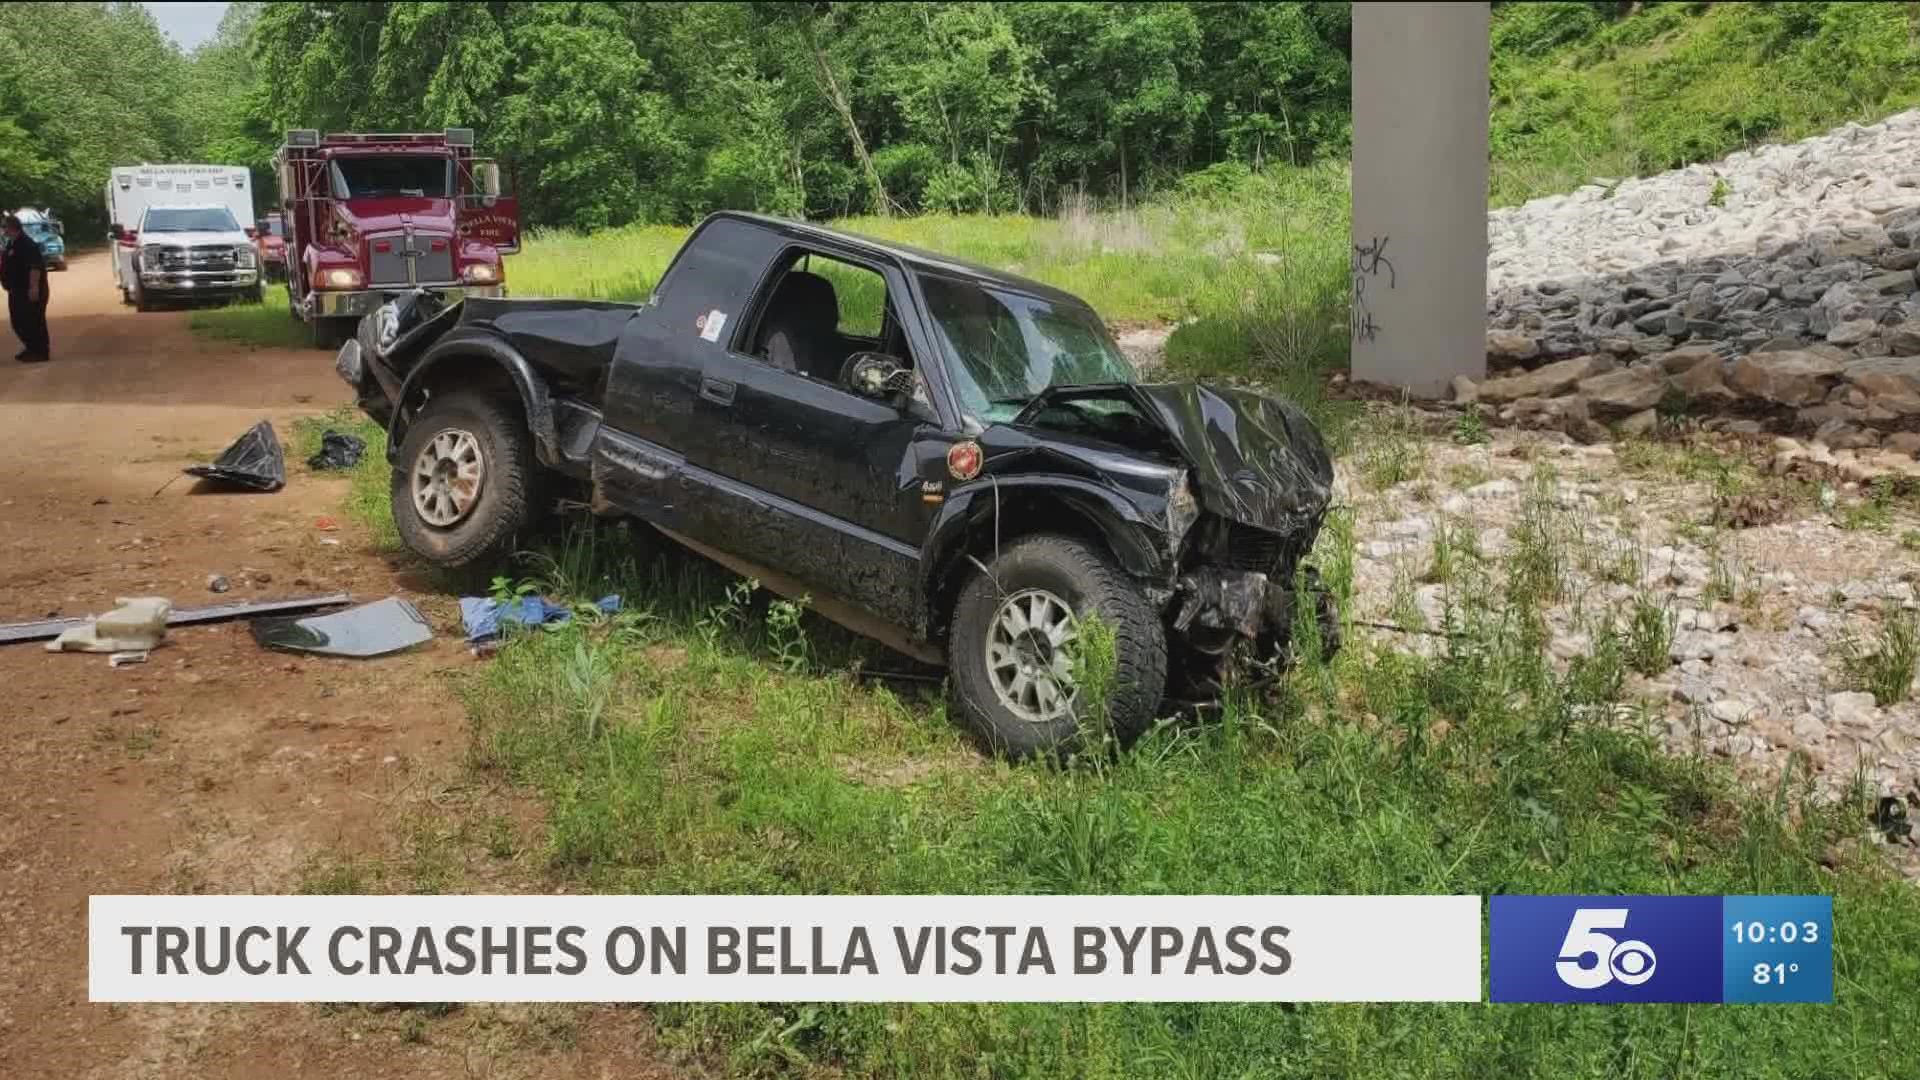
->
[15,208,65,270]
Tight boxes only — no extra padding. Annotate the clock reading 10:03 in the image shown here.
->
[1721,895,1832,1004]
[1730,919,1821,945]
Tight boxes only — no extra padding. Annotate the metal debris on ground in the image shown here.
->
[306,430,367,471]
[45,597,171,653]
[207,574,230,593]
[183,420,286,492]
[250,596,433,658]
[0,593,351,647]
[109,651,148,668]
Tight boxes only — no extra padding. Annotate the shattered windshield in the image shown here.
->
[920,276,1136,423]
[330,155,453,199]
[144,207,240,233]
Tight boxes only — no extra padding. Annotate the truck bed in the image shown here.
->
[458,297,640,394]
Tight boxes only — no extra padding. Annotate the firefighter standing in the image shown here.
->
[3,213,50,362]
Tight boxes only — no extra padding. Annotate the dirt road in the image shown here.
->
[0,254,673,1078]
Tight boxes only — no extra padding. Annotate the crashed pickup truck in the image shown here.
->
[337,212,1335,755]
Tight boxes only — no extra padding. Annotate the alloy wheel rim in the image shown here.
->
[411,428,485,527]
[984,588,1080,724]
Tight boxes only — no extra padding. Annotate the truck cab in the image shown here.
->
[114,203,261,311]
[273,127,518,347]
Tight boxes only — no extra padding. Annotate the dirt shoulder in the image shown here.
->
[0,254,677,1078]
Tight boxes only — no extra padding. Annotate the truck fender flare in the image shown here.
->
[919,476,1172,627]
[389,332,562,468]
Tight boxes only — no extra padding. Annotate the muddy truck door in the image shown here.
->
[687,245,952,631]
[592,216,786,540]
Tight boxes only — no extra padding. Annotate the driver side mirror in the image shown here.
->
[478,162,502,201]
[842,351,915,403]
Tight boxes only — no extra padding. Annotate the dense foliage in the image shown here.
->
[5,2,1920,232]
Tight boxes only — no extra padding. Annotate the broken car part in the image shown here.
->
[45,597,172,653]
[184,420,286,492]
[250,596,433,658]
[0,593,352,646]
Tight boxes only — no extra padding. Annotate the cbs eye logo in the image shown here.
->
[1555,908,1658,989]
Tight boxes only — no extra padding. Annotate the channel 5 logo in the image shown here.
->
[1491,896,1723,1003]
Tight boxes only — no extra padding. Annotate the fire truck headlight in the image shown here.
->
[315,267,363,290]
[461,263,500,285]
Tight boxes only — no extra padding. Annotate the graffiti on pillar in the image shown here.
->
[1351,235,1396,344]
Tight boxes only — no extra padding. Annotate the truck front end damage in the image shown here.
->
[1008,381,1336,658]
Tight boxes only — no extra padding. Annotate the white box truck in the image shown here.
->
[104,165,258,306]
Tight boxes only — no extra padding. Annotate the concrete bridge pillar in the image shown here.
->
[1350,1,1490,397]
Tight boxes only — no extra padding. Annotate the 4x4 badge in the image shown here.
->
[947,441,982,481]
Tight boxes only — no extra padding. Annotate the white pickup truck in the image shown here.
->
[111,203,262,311]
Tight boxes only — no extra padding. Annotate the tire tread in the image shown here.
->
[947,533,1167,758]
[391,390,537,570]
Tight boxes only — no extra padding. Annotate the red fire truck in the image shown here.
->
[272,127,519,346]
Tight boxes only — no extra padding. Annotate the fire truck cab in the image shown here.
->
[273,127,519,347]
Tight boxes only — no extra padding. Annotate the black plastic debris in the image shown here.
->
[1874,796,1912,844]
[250,596,433,658]
[306,430,367,471]
[185,420,286,492]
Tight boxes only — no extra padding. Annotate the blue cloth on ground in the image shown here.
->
[460,594,621,643]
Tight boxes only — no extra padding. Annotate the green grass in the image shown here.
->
[186,283,310,348]
[295,361,1920,1075]
[348,505,1920,1079]
[289,407,398,550]
[1489,1,1920,205]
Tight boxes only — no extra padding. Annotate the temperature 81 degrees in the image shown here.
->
[1722,896,1833,1004]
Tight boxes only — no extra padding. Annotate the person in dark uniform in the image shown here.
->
[3,213,50,362]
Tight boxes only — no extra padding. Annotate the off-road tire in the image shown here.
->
[391,390,537,571]
[247,284,264,305]
[948,534,1167,759]
[132,272,152,313]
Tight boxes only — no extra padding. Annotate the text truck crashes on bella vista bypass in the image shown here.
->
[336,212,1336,756]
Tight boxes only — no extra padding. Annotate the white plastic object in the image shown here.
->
[46,597,172,653]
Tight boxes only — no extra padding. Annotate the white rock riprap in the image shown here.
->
[1490,110,1920,294]
[1481,113,1920,450]
[1341,430,1920,873]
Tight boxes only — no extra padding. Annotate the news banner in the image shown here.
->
[88,893,1832,1004]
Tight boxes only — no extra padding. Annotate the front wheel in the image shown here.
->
[947,534,1167,758]
[391,390,538,570]
[132,274,152,312]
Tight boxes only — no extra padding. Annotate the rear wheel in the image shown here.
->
[947,534,1167,758]
[391,389,538,570]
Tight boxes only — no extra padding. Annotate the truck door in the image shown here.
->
[686,249,946,629]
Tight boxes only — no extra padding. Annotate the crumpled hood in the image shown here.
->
[1015,381,1333,537]
[1126,383,1334,536]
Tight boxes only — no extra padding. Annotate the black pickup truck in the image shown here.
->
[337,212,1335,755]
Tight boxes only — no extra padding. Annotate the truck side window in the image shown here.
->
[751,251,911,386]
